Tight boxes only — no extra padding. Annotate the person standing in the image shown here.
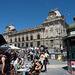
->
[0,51,8,74]
[45,51,49,64]
[61,46,63,53]
[27,51,30,61]
[34,52,38,60]
[30,50,33,60]
[14,51,17,60]
[40,51,47,72]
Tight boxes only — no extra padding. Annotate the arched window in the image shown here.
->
[26,42,28,47]
[18,37,20,42]
[30,42,33,47]
[37,34,40,39]
[22,37,24,41]
[18,43,20,47]
[15,38,17,42]
[26,36,28,41]
[22,43,24,47]
[30,35,33,40]
[15,44,16,46]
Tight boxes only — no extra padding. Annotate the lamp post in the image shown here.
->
[63,13,69,52]
[58,28,61,52]
[56,13,69,52]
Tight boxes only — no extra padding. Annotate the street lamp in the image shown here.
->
[57,28,61,52]
[63,13,69,51]
[56,13,69,52]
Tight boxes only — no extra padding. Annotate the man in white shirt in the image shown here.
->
[45,52,49,64]
[61,46,63,53]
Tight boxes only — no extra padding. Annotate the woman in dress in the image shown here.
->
[0,50,7,74]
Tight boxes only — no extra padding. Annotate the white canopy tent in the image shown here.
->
[9,45,20,50]
[0,45,20,50]
[0,46,10,50]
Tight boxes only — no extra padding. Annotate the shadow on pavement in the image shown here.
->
[62,66,68,71]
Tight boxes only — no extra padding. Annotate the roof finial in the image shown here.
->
[51,8,52,11]
[73,17,75,22]
[51,8,58,11]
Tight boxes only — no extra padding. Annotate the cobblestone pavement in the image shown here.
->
[24,57,71,75]
[40,59,71,75]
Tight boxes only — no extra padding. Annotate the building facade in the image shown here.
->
[3,9,68,49]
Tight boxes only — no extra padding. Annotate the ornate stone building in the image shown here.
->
[3,9,68,49]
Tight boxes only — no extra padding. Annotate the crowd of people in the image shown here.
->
[0,47,50,75]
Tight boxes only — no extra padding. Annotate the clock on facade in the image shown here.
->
[6,28,9,30]
[6,27,10,31]
[50,15,53,18]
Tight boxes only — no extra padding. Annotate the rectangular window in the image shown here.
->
[10,38,12,43]
[37,41,40,47]
[50,26,53,31]
[46,40,48,45]
[45,26,48,30]
[50,40,53,47]
[55,39,59,45]
[56,24,58,28]
[46,30,48,38]
[46,34,48,38]
[51,31,53,37]
[63,29,65,36]
[56,30,58,36]
[18,43,20,47]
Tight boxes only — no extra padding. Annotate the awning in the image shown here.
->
[67,34,75,39]
[0,46,10,50]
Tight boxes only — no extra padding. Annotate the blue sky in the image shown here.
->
[0,0,75,34]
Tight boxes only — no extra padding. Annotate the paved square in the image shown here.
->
[40,59,71,75]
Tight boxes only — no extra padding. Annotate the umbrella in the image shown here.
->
[0,34,7,46]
